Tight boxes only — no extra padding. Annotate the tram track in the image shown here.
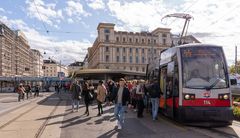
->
[0,93,65,138]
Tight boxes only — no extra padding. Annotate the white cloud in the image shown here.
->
[0,16,91,65]
[65,1,91,17]
[0,8,5,13]
[106,0,240,65]
[87,0,105,10]
[25,0,63,26]
[67,18,74,24]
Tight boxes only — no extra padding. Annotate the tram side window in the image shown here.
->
[173,65,179,97]
[160,68,167,96]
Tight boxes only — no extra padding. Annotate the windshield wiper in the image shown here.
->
[205,78,220,90]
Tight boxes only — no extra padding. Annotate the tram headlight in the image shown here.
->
[223,94,229,100]
[184,94,190,100]
[218,94,229,100]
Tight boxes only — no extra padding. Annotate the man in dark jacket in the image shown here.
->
[110,78,130,130]
[70,80,81,112]
[149,79,160,120]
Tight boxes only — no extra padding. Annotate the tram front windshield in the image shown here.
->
[181,46,228,89]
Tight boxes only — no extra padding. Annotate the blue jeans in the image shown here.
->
[72,99,79,110]
[151,98,159,119]
[114,103,125,126]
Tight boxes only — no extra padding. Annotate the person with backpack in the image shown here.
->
[70,80,81,112]
[149,78,160,120]
[96,80,107,116]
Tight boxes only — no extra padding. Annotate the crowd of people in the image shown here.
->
[69,77,160,130]
[16,83,40,102]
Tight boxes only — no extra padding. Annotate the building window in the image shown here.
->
[124,66,126,70]
[130,56,132,63]
[106,55,109,62]
[154,49,157,54]
[142,67,145,72]
[136,56,139,63]
[130,67,132,70]
[117,47,120,53]
[142,57,145,63]
[142,39,144,43]
[123,56,126,62]
[106,66,109,69]
[142,48,144,53]
[123,37,126,42]
[104,29,110,33]
[105,47,109,52]
[163,39,166,45]
[129,48,132,53]
[162,33,167,37]
[105,35,109,42]
[148,39,150,44]
[136,67,139,71]
[136,48,138,54]
[129,38,132,43]
[136,38,138,43]
[154,39,156,44]
[123,47,126,52]
[116,37,119,42]
[117,56,120,62]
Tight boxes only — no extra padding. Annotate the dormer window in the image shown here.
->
[104,29,110,33]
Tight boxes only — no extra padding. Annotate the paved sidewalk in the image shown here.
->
[59,100,208,138]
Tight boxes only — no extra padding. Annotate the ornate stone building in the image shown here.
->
[88,23,172,73]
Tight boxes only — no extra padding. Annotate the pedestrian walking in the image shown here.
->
[81,81,91,116]
[136,80,145,118]
[110,78,130,130]
[34,84,40,97]
[70,80,81,112]
[17,84,25,102]
[149,78,160,120]
[96,80,107,116]
[24,83,31,99]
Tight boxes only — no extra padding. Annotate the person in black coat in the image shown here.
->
[81,81,91,116]
[110,78,130,130]
[70,80,81,112]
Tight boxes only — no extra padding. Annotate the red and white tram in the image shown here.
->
[147,44,233,126]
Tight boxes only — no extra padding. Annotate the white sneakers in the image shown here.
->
[117,121,122,130]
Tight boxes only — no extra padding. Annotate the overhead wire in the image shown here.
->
[200,3,240,31]
[33,0,49,34]
[167,0,199,26]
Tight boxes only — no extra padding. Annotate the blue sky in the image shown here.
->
[0,0,240,65]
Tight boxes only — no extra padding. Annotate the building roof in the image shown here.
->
[43,59,57,64]
[68,61,84,67]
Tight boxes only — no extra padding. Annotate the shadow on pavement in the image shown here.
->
[97,127,118,138]
[94,114,115,124]
[60,117,92,128]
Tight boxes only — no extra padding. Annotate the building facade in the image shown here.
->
[88,23,172,73]
[0,22,44,77]
[15,30,31,76]
[43,59,68,77]
[30,49,43,77]
[0,23,16,76]
[68,61,84,75]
